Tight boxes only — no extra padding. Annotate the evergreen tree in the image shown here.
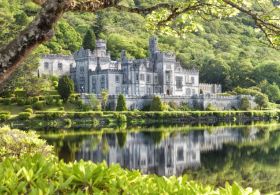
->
[82,29,96,51]
[57,76,74,102]
[116,94,127,111]
[150,96,164,111]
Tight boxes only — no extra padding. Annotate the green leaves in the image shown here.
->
[0,153,261,194]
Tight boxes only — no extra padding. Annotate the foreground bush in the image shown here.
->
[0,127,52,161]
[0,154,260,195]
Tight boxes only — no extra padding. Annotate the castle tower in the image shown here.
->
[95,39,107,57]
[149,36,158,56]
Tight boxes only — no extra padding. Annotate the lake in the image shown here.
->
[41,124,280,193]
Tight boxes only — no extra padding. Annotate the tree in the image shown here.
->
[101,89,109,110]
[57,76,74,102]
[89,94,101,111]
[255,94,269,110]
[116,94,127,111]
[150,96,164,111]
[240,97,251,111]
[258,80,280,103]
[82,29,96,51]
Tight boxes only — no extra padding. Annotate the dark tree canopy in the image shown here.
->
[58,75,74,102]
[83,29,96,51]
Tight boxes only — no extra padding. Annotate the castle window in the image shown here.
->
[154,75,158,84]
[177,147,184,161]
[146,74,151,83]
[166,71,171,83]
[116,87,121,94]
[140,74,145,81]
[191,77,195,84]
[192,89,196,95]
[44,62,49,70]
[58,63,63,71]
[115,75,120,83]
[176,76,183,90]
[80,66,84,73]
[136,74,139,82]
[186,88,191,96]
[101,75,105,89]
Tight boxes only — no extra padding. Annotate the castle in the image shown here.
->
[39,37,255,110]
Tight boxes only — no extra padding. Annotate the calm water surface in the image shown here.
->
[42,125,280,193]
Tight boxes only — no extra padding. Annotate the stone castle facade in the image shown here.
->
[39,37,256,110]
[40,37,221,96]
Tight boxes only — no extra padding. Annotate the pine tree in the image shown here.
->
[150,96,164,111]
[57,76,74,102]
[116,94,127,111]
[82,29,96,51]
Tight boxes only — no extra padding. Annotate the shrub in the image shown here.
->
[205,103,218,111]
[114,113,127,123]
[0,127,52,161]
[32,96,39,104]
[18,112,32,120]
[2,98,11,105]
[16,98,26,106]
[59,107,64,111]
[24,108,33,114]
[0,114,10,122]
[33,101,45,110]
[150,96,164,111]
[116,94,127,111]
[45,95,54,105]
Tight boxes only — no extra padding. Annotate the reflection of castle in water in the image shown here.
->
[76,127,259,176]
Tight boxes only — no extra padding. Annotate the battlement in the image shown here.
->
[41,54,74,60]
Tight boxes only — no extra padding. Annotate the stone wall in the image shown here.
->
[81,94,256,111]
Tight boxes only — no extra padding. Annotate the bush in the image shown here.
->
[33,101,45,110]
[24,108,33,114]
[150,96,164,111]
[16,98,26,106]
[114,113,127,123]
[2,98,12,105]
[0,114,10,122]
[116,94,127,111]
[18,112,32,120]
[0,127,52,161]
[32,96,39,104]
[35,111,65,120]
[59,107,64,111]
[0,154,259,194]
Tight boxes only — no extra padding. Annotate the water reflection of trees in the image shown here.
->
[185,130,280,193]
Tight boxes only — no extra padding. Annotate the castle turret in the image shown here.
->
[149,36,158,56]
[95,39,107,57]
